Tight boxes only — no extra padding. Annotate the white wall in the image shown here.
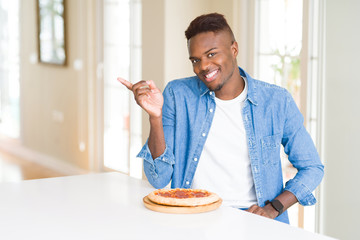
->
[321,0,360,239]
[164,0,209,82]
[18,0,97,171]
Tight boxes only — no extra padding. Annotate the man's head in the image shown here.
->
[185,13,240,96]
[185,13,235,42]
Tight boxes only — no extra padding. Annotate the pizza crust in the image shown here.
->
[148,188,220,207]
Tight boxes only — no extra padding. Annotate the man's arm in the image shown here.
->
[117,78,165,159]
[247,90,323,219]
[148,116,166,159]
[281,92,324,207]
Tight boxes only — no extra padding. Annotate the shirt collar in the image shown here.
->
[240,67,258,106]
[198,80,210,97]
[197,67,258,105]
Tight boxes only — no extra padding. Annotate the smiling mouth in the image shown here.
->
[204,69,219,82]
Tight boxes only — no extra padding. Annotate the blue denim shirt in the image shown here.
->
[137,67,324,223]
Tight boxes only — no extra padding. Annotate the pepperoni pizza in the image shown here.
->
[147,188,220,207]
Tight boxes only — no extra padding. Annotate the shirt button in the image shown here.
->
[209,91,213,95]
[209,108,213,113]
[194,158,198,162]
[202,133,206,137]
[186,181,190,185]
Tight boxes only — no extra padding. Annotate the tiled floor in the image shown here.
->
[0,150,66,182]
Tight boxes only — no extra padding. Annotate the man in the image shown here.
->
[118,13,324,223]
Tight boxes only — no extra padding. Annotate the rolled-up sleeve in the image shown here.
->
[282,91,324,206]
[137,142,175,189]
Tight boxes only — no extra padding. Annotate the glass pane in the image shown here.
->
[38,0,66,65]
[103,0,131,173]
[128,0,142,179]
[0,0,20,138]
[103,0,142,177]
[256,0,303,106]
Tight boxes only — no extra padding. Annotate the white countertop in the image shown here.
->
[0,172,335,240]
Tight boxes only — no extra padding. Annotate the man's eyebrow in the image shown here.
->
[204,47,217,54]
[189,47,218,60]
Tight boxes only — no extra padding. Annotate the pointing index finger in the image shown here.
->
[117,77,133,90]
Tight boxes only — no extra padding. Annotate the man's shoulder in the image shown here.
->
[250,78,290,101]
[251,78,287,92]
[167,76,199,87]
[165,76,201,94]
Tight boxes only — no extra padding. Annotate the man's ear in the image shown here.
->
[231,41,239,58]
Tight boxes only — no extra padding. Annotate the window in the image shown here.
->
[101,0,142,178]
[254,0,323,231]
[255,0,303,105]
[0,0,20,139]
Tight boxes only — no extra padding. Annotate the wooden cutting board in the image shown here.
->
[143,196,222,214]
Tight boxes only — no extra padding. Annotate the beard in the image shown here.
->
[211,81,225,92]
[210,68,234,92]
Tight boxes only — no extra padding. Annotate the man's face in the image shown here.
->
[188,31,238,92]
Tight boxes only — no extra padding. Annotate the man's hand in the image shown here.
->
[117,77,164,118]
[246,191,298,219]
[246,204,279,219]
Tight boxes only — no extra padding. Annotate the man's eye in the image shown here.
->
[208,53,215,57]
[191,59,199,64]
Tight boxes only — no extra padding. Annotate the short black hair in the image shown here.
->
[185,13,235,41]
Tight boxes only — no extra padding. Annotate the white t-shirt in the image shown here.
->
[191,78,257,208]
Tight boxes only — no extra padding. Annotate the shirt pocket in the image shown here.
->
[261,133,281,165]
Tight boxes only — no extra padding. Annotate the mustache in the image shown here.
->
[199,68,219,76]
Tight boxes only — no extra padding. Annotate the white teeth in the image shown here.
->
[205,69,218,79]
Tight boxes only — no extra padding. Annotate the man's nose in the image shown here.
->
[199,58,210,72]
